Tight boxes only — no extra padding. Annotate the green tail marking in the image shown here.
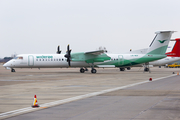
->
[158,40,167,43]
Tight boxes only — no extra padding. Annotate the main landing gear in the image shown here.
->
[143,63,151,73]
[11,68,15,72]
[119,67,131,71]
[80,67,97,74]
[80,64,97,74]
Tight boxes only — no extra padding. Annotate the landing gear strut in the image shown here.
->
[11,68,15,72]
[90,63,97,74]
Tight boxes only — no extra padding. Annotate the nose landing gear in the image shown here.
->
[11,68,15,72]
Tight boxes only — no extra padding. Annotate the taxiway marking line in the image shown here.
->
[0,74,176,119]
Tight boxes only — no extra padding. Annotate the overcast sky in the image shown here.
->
[0,0,180,58]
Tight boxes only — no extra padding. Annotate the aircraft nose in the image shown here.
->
[3,61,11,67]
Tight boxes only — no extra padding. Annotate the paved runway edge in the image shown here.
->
[0,74,176,119]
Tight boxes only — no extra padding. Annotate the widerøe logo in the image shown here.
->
[158,40,167,43]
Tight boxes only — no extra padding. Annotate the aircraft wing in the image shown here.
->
[85,50,106,55]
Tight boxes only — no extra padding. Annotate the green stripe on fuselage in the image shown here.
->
[98,54,166,67]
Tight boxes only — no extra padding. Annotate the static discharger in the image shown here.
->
[149,78,152,81]
[32,95,40,108]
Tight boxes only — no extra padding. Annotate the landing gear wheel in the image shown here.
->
[127,67,131,70]
[11,69,15,72]
[120,68,125,71]
[80,68,85,73]
[91,69,97,73]
[144,68,149,72]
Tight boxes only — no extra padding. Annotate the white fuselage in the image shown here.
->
[3,54,88,68]
[149,57,180,66]
[3,53,146,68]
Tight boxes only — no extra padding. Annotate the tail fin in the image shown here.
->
[166,38,180,57]
[146,31,174,55]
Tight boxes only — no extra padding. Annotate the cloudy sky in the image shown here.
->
[0,0,180,58]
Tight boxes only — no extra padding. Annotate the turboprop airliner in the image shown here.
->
[3,31,174,73]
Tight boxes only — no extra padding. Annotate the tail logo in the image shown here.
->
[158,40,167,43]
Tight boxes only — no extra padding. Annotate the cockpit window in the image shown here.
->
[14,57,23,60]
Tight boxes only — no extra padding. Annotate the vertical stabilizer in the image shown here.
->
[147,31,174,55]
[166,38,180,57]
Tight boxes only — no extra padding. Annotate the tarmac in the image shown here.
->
[0,64,180,119]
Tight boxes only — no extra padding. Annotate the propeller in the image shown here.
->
[64,44,71,66]
[57,45,61,54]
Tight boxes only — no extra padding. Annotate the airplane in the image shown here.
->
[3,31,175,73]
[131,38,180,71]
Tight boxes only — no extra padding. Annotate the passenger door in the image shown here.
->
[28,55,34,66]
[118,55,124,65]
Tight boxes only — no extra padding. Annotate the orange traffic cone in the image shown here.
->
[177,72,179,75]
[32,95,40,108]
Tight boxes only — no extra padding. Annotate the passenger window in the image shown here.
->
[15,56,23,60]
[36,59,38,61]
[59,59,61,61]
[19,57,23,59]
[51,59,53,61]
[14,57,18,59]
[40,59,41,61]
[62,59,64,61]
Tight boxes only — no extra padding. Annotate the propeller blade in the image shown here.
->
[57,45,61,54]
[67,44,69,51]
[58,46,60,51]
[64,44,71,67]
